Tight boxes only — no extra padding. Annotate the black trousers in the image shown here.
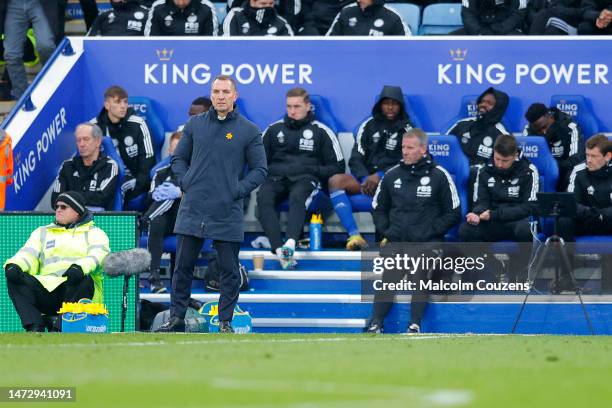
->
[171,234,241,322]
[146,204,179,281]
[558,215,612,242]
[370,244,443,328]
[7,274,94,329]
[460,219,533,281]
[256,178,318,251]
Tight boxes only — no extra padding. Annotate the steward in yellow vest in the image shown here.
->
[3,191,110,332]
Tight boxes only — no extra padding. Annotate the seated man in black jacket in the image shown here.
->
[459,134,539,281]
[577,0,612,34]
[329,85,414,251]
[453,0,527,35]
[447,87,510,208]
[299,0,353,35]
[51,123,119,211]
[326,0,411,36]
[91,85,155,203]
[524,103,585,191]
[223,0,294,35]
[144,0,218,36]
[560,135,612,241]
[257,87,345,269]
[527,0,582,34]
[87,0,149,36]
[366,128,461,334]
[142,131,184,294]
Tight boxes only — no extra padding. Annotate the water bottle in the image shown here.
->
[309,214,323,251]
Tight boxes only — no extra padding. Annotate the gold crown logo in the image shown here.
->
[156,48,173,61]
[450,49,467,61]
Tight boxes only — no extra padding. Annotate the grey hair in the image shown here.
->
[76,123,103,140]
[403,128,428,146]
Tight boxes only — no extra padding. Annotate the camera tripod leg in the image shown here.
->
[559,245,595,335]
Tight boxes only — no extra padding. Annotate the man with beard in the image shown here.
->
[87,0,149,36]
[523,102,584,191]
[447,88,510,208]
[144,0,218,36]
[459,135,539,282]
[257,87,345,269]
[328,85,415,251]
[453,0,527,35]
[223,0,294,35]
[326,0,411,36]
[91,85,155,203]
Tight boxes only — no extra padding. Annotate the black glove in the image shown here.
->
[64,264,85,283]
[4,264,25,284]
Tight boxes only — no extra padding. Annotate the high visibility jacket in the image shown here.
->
[4,216,110,303]
[0,130,13,210]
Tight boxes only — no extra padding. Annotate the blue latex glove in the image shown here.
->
[153,182,181,201]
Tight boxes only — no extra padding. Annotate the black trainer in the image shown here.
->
[153,316,185,333]
[219,321,234,333]
[365,320,383,334]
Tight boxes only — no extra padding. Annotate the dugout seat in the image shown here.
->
[100,137,125,211]
[550,95,600,139]
[128,96,166,161]
[419,3,462,35]
[388,3,420,35]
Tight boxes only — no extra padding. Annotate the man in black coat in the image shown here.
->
[155,75,267,333]
[144,0,218,36]
[87,0,149,36]
[366,128,461,334]
[454,0,527,35]
[577,0,612,34]
[257,87,344,269]
[222,0,294,36]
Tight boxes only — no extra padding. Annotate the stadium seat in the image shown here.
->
[387,3,421,36]
[128,96,166,161]
[443,94,518,134]
[514,136,559,193]
[214,2,227,24]
[100,137,125,211]
[309,94,341,134]
[550,95,600,139]
[418,3,462,35]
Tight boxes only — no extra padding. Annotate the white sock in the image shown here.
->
[283,239,296,250]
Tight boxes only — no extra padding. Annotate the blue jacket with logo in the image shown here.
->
[172,107,267,241]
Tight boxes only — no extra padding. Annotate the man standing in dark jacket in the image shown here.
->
[156,75,267,333]
[329,85,414,251]
[578,0,612,34]
[144,0,218,36]
[524,103,584,191]
[326,0,411,36]
[91,85,155,203]
[87,0,149,36]
[223,0,294,36]
[257,87,344,269]
[459,135,538,281]
[51,123,119,211]
[454,0,527,35]
[366,128,461,334]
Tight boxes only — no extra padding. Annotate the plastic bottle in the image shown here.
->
[309,214,323,251]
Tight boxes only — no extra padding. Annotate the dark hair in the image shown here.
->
[494,134,518,157]
[525,103,549,123]
[286,87,310,103]
[212,75,237,91]
[586,134,612,155]
[104,85,128,100]
[191,96,212,109]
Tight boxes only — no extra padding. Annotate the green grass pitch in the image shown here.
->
[1,333,611,408]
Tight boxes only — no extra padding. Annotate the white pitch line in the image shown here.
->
[0,333,512,349]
